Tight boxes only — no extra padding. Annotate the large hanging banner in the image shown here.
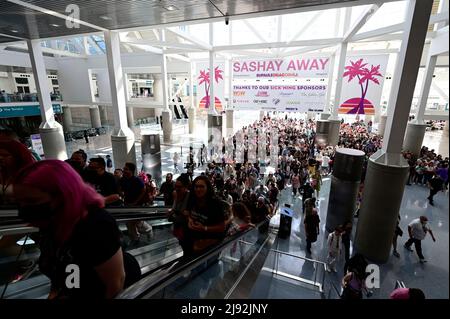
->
[193,60,225,112]
[232,82,327,112]
[233,56,330,78]
[232,55,330,112]
[338,54,389,115]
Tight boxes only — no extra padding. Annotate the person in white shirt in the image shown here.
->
[404,216,436,263]
[173,152,180,173]
[326,227,343,272]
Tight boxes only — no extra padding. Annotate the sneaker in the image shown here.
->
[404,244,413,252]
[393,251,400,258]
[420,258,427,263]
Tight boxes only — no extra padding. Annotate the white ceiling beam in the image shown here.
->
[122,43,134,53]
[275,15,283,56]
[133,31,143,40]
[152,29,160,41]
[7,0,107,31]
[431,82,449,102]
[430,11,449,25]
[0,32,26,41]
[214,37,342,51]
[352,23,404,41]
[165,28,212,50]
[230,50,275,58]
[344,3,382,42]
[278,45,336,58]
[126,43,163,54]
[165,54,190,62]
[281,11,323,53]
[121,37,202,51]
[8,43,87,58]
[87,36,104,53]
[243,20,269,44]
[356,31,437,42]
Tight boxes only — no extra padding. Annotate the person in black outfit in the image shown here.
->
[299,181,314,213]
[342,222,353,272]
[427,174,444,205]
[83,130,89,144]
[185,176,230,256]
[159,173,176,206]
[13,160,128,299]
[304,208,320,254]
[85,157,122,207]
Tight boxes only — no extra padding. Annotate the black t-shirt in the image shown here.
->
[160,181,175,206]
[86,172,119,197]
[430,177,444,191]
[120,176,144,205]
[189,198,228,240]
[300,185,314,200]
[38,208,121,299]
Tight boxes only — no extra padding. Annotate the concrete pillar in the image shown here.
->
[162,110,172,143]
[326,148,365,232]
[403,122,427,156]
[62,106,73,132]
[355,0,433,263]
[126,107,134,127]
[328,119,341,146]
[89,105,102,128]
[188,107,196,134]
[325,54,336,113]
[153,76,163,103]
[27,39,67,160]
[378,114,387,136]
[444,121,449,136]
[315,120,330,147]
[141,134,162,185]
[99,105,108,126]
[226,109,234,136]
[104,30,136,169]
[331,42,348,119]
[208,114,222,160]
[320,112,331,120]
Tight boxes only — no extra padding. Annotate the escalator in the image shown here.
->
[179,105,188,119]
[0,206,181,299]
[173,105,182,120]
[117,220,276,299]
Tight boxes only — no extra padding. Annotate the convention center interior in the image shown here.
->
[0,0,448,301]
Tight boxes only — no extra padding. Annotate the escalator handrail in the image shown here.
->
[0,206,172,236]
[117,219,271,299]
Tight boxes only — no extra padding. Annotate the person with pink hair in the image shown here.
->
[13,160,126,299]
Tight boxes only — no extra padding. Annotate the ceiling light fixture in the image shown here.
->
[99,15,112,20]
[164,5,178,11]
[10,30,19,33]
[50,23,61,27]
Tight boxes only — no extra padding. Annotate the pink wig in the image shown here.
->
[0,138,35,177]
[14,160,105,247]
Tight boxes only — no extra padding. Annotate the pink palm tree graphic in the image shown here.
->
[198,66,223,109]
[342,59,382,114]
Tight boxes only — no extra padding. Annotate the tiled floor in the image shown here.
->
[65,116,449,299]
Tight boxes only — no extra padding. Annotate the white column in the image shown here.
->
[89,105,102,128]
[209,50,216,115]
[27,39,67,160]
[126,107,134,127]
[188,63,196,134]
[331,42,348,119]
[62,105,73,133]
[355,0,434,263]
[161,50,172,143]
[226,109,234,136]
[99,105,108,126]
[415,54,437,123]
[325,53,336,114]
[104,30,136,169]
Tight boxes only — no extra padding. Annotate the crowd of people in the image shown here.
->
[0,112,446,299]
